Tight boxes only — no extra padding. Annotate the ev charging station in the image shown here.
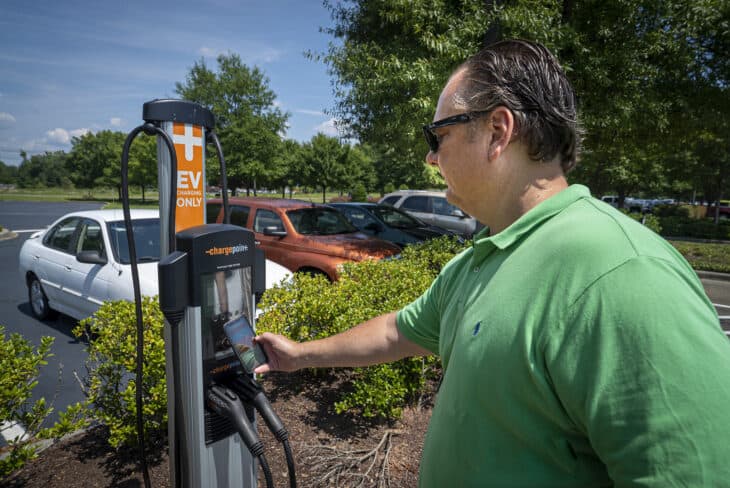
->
[139,100,269,487]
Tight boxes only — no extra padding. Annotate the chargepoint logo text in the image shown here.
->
[205,244,249,257]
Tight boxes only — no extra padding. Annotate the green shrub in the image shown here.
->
[383,183,396,195]
[653,204,690,218]
[659,216,730,240]
[670,241,730,273]
[0,326,54,476]
[350,183,367,202]
[257,236,468,418]
[625,212,662,234]
[72,296,167,449]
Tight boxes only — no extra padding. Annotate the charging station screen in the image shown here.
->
[200,266,253,380]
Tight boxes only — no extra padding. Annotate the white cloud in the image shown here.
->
[45,127,90,146]
[296,109,325,116]
[46,128,71,145]
[314,118,339,137]
[0,112,16,129]
[198,47,217,57]
[110,117,122,127]
[197,45,282,63]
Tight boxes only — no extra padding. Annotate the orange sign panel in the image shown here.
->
[172,122,205,233]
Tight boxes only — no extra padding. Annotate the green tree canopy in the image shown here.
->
[175,54,289,195]
[301,133,350,202]
[270,139,304,197]
[318,0,729,202]
[67,130,126,190]
[0,161,18,185]
[17,151,70,188]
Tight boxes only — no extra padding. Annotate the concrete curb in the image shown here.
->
[0,228,18,241]
[696,270,730,282]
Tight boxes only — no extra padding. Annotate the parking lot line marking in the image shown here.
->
[718,315,730,319]
[714,304,730,309]
[13,229,44,233]
[1,421,28,443]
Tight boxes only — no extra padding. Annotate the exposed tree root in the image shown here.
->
[300,429,402,487]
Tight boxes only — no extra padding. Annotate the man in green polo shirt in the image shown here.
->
[254,39,730,486]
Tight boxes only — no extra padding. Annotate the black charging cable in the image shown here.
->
[229,375,297,488]
[121,122,177,488]
[207,131,230,225]
[207,384,275,488]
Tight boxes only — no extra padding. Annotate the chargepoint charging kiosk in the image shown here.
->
[144,100,264,488]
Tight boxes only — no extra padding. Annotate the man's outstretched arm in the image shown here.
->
[253,312,431,373]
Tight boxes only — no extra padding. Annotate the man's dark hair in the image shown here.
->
[457,39,581,172]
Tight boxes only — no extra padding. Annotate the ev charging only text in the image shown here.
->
[177,170,203,208]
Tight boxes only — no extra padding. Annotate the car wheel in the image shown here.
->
[28,276,56,320]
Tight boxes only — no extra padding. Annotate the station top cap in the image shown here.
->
[142,99,215,129]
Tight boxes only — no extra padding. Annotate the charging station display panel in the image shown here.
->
[200,266,253,383]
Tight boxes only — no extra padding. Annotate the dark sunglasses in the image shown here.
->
[422,110,493,153]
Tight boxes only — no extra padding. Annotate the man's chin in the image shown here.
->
[445,188,459,205]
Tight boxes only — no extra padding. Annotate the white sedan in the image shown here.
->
[19,209,291,321]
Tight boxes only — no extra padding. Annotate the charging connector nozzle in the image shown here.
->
[206,384,264,457]
[230,376,287,442]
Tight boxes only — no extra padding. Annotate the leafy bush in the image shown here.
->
[625,212,662,234]
[653,204,690,218]
[0,326,54,476]
[658,216,730,240]
[670,241,730,273]
[257,236,468,418]
[72,296,167,448]
[350,183,367,202]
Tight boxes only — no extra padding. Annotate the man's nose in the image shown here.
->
[425,150,438,166]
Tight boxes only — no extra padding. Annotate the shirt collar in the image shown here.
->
[472,184,591,261]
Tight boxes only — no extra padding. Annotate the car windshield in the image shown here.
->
[107,218,161,264]
[370,206,422,229]
[286,208,357,235]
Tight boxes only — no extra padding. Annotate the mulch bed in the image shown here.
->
[3,370,432,487]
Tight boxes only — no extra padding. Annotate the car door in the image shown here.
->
[431,196,471,235]
[38,217,82,308]
[399,196,435,226]
[65,218,110,319]
[252,208,288,267]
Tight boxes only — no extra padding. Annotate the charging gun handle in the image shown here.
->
[206,384,264,457]
[231,376,287,441]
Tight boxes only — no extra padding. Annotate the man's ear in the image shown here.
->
[486,107,514,161]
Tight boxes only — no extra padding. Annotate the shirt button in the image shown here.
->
[473,267,479,272]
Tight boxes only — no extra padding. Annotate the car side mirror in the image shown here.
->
[76,250,107,265]
[263,226,287,237]
[451,209,466,218]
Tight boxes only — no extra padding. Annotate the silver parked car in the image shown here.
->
[378,190,482,237]
[19,209,291,321]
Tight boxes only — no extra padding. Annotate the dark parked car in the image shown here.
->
[329,202,460,248]
[207,198,401,281]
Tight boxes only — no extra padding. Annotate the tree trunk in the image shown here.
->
[322,186,326,203]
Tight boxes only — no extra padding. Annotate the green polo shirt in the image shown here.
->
[397,185,730,487]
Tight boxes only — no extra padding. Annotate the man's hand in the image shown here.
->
[252,312,431,375]
[253,332,301,373]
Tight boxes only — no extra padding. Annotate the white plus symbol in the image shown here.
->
[172,124,202,162]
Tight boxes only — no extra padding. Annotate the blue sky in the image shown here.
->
[0,0,339,166]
